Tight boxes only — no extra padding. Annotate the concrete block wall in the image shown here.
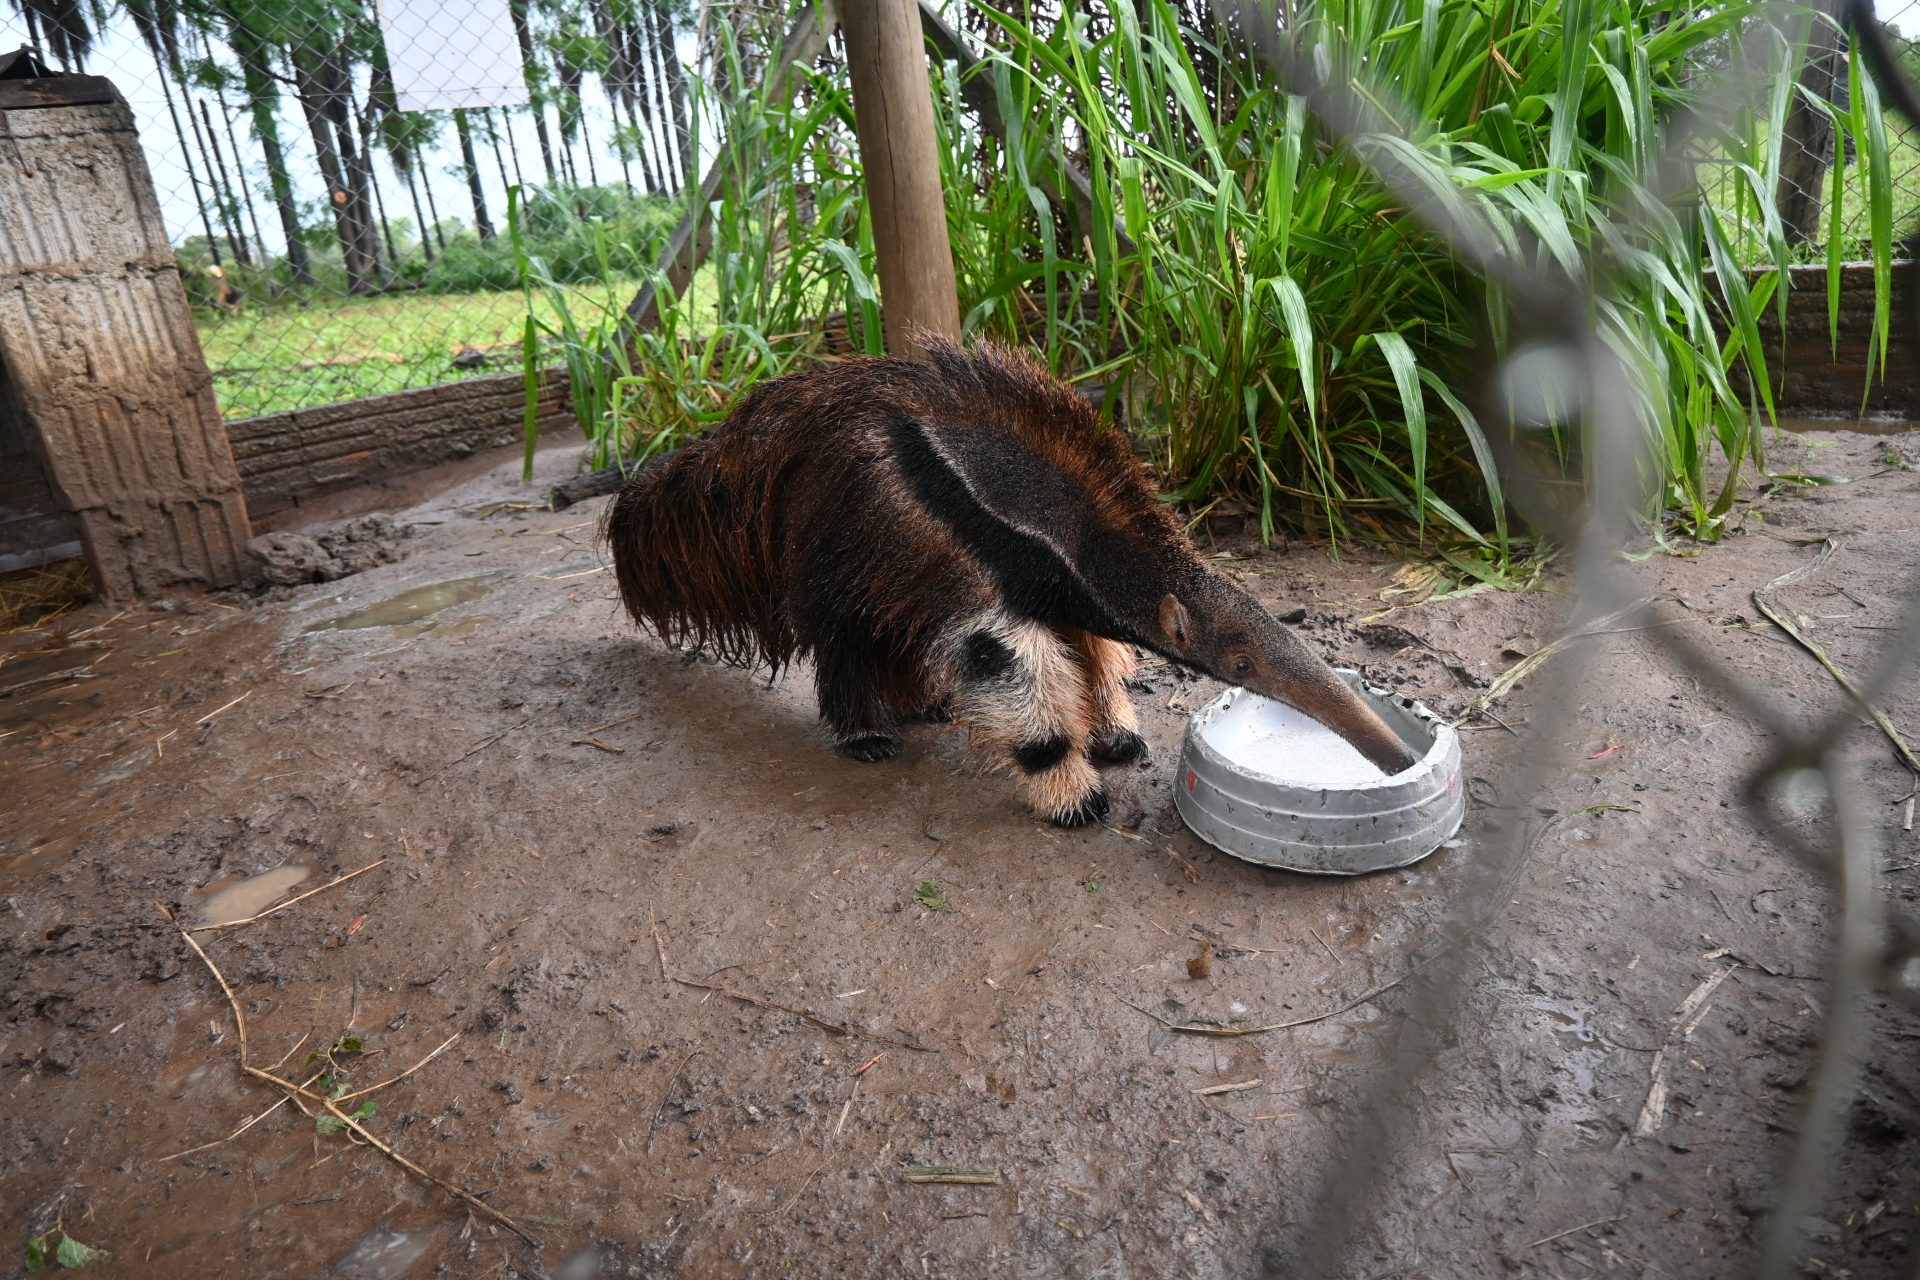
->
[227,368,575,521]
[0,96,252,598]
[1752,261,1917,418]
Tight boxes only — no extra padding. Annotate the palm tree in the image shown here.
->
[453,109,497,238]
[648,0,690,182]
[4,0,103,70]
[214,3,316,285]
[509,0,560,184]
[550,18,602,187]
[123,0,225,265]
[201,30,270,261]
[367,35,440,262]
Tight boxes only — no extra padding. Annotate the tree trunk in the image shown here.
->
[648,0,691,184]
[622,86,655,194]
[402,159,435,263]
[348,82,401,280]
[556,58,588,187]
[840,0,961,356]
[499,108,528,187]
[139,21,224,268]
[1776,0,1848,245]
[593,0,644,192]
[369,165,400,275]
[421,153,449,250]
[182,86,238,265]
[21,6,47,63]
[315,40,387,286]
[509,0,560,184]
[632,17,674,191]
[226,19,314,285]
[290,48,372,291]
[581,128,603,187]
[491,109,522,195]
[454,110,497,239]
[204,30,268,263]
[196,97,252,265]
[639,0,679,189]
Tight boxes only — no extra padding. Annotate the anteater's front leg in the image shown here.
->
[948,616,1106,828]
[1059,627,1147,765]
[815,635,904,762]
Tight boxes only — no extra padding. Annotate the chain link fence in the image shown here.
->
[1203,0,1920,1273]
[3,1,1915,424]
[1700,16,1920,263]
[2,0,692,421]
[2,2,1918,1266]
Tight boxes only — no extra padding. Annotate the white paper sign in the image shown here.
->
[378,0,531,113]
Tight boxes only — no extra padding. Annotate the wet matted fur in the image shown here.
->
[606,339,1416,825]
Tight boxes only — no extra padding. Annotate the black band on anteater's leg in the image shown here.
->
[815,637,903,763]
[945,615,1105,827]
[1012,734,1072,774]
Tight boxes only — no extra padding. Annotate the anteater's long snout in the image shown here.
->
[1279,667,1423,776]
[1249,621,1422,776]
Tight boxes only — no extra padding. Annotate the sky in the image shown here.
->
[0,5,701,261]
[1,1,1915,259]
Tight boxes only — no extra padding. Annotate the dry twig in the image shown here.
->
[165,908,539,1245]
[1752,541,1920,779]
[903,1167,1000,1185]
[190,859,387,933]
[652,921,931,1051]
[1633,963,1738,1137]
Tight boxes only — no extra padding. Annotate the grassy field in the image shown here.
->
[1707,117,1920,265]
[195,284,632,421]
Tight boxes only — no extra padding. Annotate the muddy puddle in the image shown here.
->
[302,573,506,634]
[191,865,310,928]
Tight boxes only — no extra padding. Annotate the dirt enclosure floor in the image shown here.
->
[4,430,1920,1279]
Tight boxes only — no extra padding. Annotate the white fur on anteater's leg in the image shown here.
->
[941,612,1105,827]
[1060,627,1146,765]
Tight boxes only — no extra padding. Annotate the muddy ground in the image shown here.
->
[3,429,1919,1279]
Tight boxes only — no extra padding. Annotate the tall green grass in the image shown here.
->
[955,0,1896,547]
[534,0,1899,551]
[513,19,886,478]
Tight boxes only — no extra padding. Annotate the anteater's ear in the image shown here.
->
[1158,594,1192,650]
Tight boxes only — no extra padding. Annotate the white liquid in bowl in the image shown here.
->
[1198,694,1394,787]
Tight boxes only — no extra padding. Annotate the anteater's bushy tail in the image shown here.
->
[603,441,795,669]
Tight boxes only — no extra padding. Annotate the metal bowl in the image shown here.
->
[1173,670,1464,874]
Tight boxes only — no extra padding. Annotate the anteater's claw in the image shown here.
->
[1050,789,1110,829]
[1090,731,1149,765]
[837,734,902,763]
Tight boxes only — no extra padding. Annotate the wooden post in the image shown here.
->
[840,0,961,358]
[0,65,252,599]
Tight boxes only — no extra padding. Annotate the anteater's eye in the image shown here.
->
[1232,657,1253,678]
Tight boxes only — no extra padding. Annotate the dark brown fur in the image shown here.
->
[607,339,1416,824]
